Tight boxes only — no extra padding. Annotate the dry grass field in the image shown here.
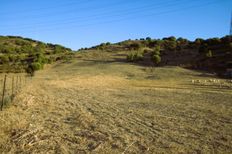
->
[0,51,232,153]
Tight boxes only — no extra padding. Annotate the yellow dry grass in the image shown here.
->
[0,51,232,153]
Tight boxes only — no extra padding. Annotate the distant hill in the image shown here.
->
[0,36,73,73]
[1,35,231,77]
[80,36,232,77]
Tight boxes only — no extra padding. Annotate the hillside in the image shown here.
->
[0,36,73,73]
[82,35,232,78]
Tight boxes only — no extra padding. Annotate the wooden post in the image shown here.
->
[1,75,7,111]
[16,76,19,92]
[19,76,22,89]
[12,76,14,99]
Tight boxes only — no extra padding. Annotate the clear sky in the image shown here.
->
[0,0,231,50]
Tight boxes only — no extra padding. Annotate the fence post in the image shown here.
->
[19,76,22,89]
[12,76,14,100]
[1,75,7,111]
[16,76,18,93]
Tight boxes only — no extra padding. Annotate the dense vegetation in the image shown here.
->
[1,35,231,77]
[0,36,74,74]
[84,35,232,77]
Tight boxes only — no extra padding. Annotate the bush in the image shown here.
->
[106,42,111,45]
[143,48,153,53]
[54,45,64,54]
[152,46,161,56]
[21,44,34,54]
[194,38,204,46]
[163,36,176,42]
[164,40,177,50]
[177,37,189,46]
[151,55,161,65]
[127,51,144,62]
[31,62,43,71]
[35,53,47,64]
[221,35,232,44]
[206,38,221,45]
[151,46,161,66]
[206,50,213,58]
[129,42,141,50]
[8,54,17,62]
[199,44,208,53]
[146,37,152,41]
[47,58,54,64]
[0,55,10,64]
[230,43,232,50]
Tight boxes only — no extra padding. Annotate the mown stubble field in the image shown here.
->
[0,51,232,153]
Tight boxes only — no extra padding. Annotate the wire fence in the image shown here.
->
[0,74,29,111]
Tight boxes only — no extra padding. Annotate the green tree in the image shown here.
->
[106,42,111,45]
[146,37,152,41]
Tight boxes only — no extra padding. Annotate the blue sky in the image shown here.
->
[0,0,231,50]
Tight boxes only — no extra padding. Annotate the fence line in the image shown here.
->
[0,74,29,111]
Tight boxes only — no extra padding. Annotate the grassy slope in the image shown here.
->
[0,50,231,153]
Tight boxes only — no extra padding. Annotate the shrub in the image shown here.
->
[229,43,232,50]
[8,54,17,62]
[151,54,161,65]
[152,46,161,56]
[21,44,34,54]
[164,40,177,50]
[54,45,64,54]
[205,38,221,45]
[31,62,43,71]
[151,45,161,66]
[177,37,189,46]
[127,51,144,62]
[47,58,54,64]
[0,55,10,63]
[199,44,208,53]
[146,37,152,41]
[206,50,213,58]
[148,40,158,48]
[163,36,176,42]
[106,42,111,45]
[194,38,204,45]
[143,48,153,53]
[61,54,73,63]
[221,35,232,44]
[129,42,141,50]
[36,53,47,64]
